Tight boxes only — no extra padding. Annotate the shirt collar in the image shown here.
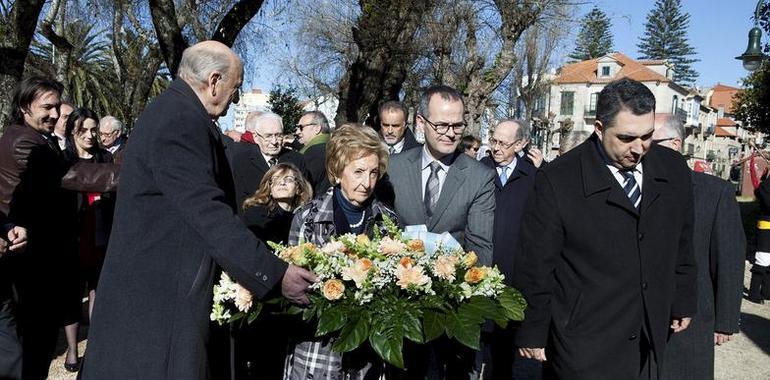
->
[421,145,454,171]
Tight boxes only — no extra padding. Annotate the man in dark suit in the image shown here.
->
[378,100,421,155]
[653,114,744,380]
[229,111,307,209]
[81,41,316,380]
[0,76,118,380]
[98,115,128,155]
[0,212,27,380]
[479,119,537,379]
[387,85,495,378]
[295,110,331,194]
[515,78,697,380]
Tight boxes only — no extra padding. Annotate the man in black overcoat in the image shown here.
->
[81,41,316,380]
[653,115,744,380]
[515,78,697,380]
[480,119,537,379]
[228,111,307,209]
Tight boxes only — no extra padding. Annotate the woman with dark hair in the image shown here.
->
[61,108,116,372]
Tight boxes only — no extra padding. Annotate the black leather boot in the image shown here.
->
[748,265,767,304]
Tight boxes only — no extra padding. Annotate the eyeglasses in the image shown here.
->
[255,132,283,141]
[99,130,117,138]
[489,137,519,150]
[419,116,466,135]
[652,137,675,144]
[295,123,317,131]
[271,176,297,186]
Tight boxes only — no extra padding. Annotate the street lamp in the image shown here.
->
[736,0,768,71]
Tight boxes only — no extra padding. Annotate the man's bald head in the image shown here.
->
[652,114,684,153]
[177,40,243,118]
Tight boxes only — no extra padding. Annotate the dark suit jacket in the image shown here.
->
[396,127,422,154]
[81,79,289,380]
[514,134,697,379]
[480,156,537,286]
[303,142,330,196]
[226,142,307,211]
[387,148,496,264]
[661,172,745,380]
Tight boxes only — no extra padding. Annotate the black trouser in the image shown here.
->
[0,295,22,380]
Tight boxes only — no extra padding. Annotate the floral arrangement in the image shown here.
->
[211,216,526,368]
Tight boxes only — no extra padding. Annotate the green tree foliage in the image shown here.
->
[637,0,699,84]
[269,85,305,135]
[733,4,770,134]
[568,6,614,61]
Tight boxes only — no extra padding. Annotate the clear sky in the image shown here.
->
[578,0,760,88]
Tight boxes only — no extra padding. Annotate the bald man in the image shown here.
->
[653,115,744,380]
[82,41,316,380]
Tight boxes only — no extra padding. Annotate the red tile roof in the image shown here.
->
[715,126,736,137]
[556,52,671,84]
[716,118,737,127]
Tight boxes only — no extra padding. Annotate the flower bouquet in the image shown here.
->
[211,216,526,368]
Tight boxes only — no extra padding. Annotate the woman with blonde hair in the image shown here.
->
[283,123,400,379]
[241,163,313,245]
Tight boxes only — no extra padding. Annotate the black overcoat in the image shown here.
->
[480,156,537,285]
[81,79,288,380]
[514,134,697,379]
[660,172,744,380]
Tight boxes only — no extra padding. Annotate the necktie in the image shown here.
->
[389,146,396,155]
[499,166,508,185]
[621,170,641,210]
[424,161,442,217]
[268,157,278,167]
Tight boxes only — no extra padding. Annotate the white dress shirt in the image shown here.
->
[388,138,406,155]
[606,163,644,192]
[496,157,518,185]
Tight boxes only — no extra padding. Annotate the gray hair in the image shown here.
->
[559,130,592,155]
[301,110,330,133]
[177,47,233,85]
[100,115,125,134]
[658,115,685,141]
[245,111,283,133]
[417,85,464,120]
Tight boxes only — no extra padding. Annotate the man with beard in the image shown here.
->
[378,100,420,155]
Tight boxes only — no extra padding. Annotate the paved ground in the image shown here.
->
[46,262,770,379]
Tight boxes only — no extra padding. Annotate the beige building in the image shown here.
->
[230,88,271,132]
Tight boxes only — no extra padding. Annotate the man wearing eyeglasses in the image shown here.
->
[386,84,495,378]
[479,119,538,379]
[295,110,331,194]
[514,78,696,380]
[377,100,420,155]
[652,114,744,380]
[98,115,127,154]
[229,111,307,209]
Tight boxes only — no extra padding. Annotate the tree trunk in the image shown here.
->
[148,0,187,77]
[0,0,47,133]
[334,0,436,127]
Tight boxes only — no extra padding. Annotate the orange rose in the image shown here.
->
[399,257,415,267]
[407,239,425,252]
[322,279,345,301]
[358,258,373,271]
[464,267,487,284]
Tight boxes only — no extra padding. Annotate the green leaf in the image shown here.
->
[246,303,263,324]
[422,310,446,342]
[316,307,347,337]
[403,308,424,344]
[464,296,506,327]
[499,287,527,321]
[332,315,370,353]
[444,310,481,350]
[369,324,404,369]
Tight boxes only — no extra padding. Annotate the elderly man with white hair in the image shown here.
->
[228,111,308,209]
[98,115,127,154]
[81,41,317,380]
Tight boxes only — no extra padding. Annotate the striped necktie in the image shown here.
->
[424,161,442,217]
[621,169,641,210]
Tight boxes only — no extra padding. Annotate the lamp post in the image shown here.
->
[736,0,768,71]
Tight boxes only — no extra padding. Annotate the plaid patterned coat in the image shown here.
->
[284,188,399,380]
